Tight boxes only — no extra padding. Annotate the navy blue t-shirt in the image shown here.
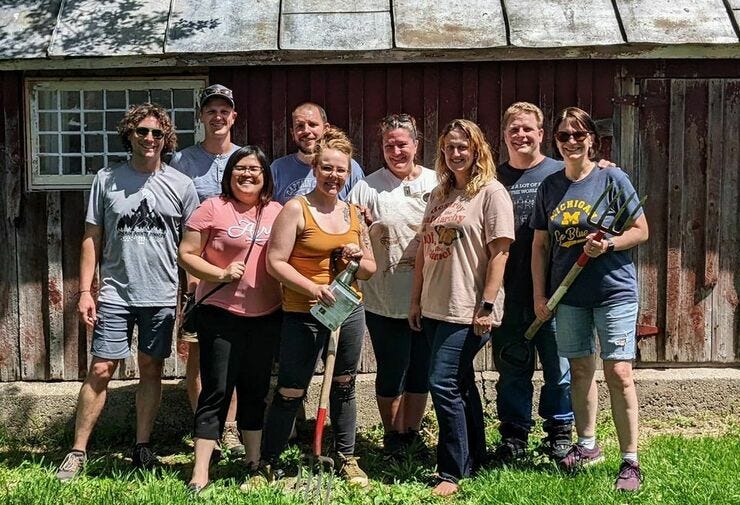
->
[530,167,643,308]
[498,157,563,304]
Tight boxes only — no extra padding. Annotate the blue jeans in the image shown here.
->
[424,318,488,483]
[491,302,573,439]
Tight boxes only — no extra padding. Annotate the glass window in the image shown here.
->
[26,78,206,190]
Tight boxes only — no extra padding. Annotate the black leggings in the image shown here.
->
[193,305,281,440]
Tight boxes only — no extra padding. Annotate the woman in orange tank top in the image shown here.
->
[257,127,376,486]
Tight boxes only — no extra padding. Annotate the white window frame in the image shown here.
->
[25,77,208,191]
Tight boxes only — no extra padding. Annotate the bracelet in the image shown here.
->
[76,289,91,296]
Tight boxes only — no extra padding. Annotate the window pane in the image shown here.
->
[106,90,126,109]
[128,90,148,105]
[85,134,104,153]
[85,155,104,174]
[108,134,124,152]
[106,110,124,131]
[62,156,82,175]
[61,113,81,132]
[177,132,194,149]
[39,156,59,175]
[39,134,59,153]
[38,90,57,110]
[150,89,171,108]
[173,89,194,109]
[60,90,80,110]
[61,135,81,154]
[84,112,104,131]
[84,91,103,109]
[174,111,195,130]
[38,112,57,132]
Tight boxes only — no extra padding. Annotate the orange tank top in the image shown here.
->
[282,196,364,313]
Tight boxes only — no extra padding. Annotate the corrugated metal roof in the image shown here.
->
[1,0,738,66]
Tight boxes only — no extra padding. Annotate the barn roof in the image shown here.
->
[1,0,738,69]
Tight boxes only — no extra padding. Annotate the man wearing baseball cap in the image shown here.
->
[170,84,244,456]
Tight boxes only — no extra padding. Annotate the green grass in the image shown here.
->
[1,417,738,504]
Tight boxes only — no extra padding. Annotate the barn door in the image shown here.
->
[628,78,739,363]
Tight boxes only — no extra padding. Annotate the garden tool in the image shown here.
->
[500,182,646,367]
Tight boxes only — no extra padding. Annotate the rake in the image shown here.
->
[499,182,645,367]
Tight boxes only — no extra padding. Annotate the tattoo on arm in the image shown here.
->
[357,208,372,250]
[343,204,350,224]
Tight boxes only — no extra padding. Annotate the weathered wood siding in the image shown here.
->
[1,60,738,380]
[634,78,740,363]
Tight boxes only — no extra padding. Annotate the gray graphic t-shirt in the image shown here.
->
[170,143,240,202]
[86,162,199,307]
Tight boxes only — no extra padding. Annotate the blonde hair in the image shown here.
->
[310,126,354,167]
[434,119,496,199]
[502,101,545,130]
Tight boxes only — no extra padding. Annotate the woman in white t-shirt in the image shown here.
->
[348,114,438,458]
[409,119,515,497]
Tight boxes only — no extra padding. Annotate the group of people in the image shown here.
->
[53,83,649,496]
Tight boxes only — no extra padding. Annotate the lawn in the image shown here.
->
[1,414,738,504]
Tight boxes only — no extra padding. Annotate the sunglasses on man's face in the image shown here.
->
[134,127,165,140]
[555,130,591,143]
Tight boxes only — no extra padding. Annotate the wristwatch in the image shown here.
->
[606,238,615,252]
[479,299,494,312]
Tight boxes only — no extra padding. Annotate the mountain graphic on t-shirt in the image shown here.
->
[116,198,166,241]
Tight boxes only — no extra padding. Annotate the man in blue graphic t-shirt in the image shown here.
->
[271,102,364,204]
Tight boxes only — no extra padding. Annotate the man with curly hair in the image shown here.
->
[55,103,199,481]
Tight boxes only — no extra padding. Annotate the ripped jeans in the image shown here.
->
[261,305,365,461]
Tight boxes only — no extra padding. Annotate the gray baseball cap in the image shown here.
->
[199,84,234,108]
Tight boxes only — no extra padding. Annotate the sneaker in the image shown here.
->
[492,438,528,464]
[55,450,86,481]
[382,431,405,458]
[402,429,427,454]
[221,422,245,456]
[541,424,573,461]
[558,443,604,471]
[132,443,158,470]
[337,453,369,488]
[614,459,642,492]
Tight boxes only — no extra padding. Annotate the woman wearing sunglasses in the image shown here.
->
[178,146,283,495]
[258,127,376,487]
[347,114,437,458]
[531,107,649,492]
[409,119,514,496]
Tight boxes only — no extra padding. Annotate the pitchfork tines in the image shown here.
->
[587,182,646,236]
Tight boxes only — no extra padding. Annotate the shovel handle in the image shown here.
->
[524,231,606,340]
[314,328,340,457]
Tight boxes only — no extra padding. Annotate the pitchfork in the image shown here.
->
[523,182,646,340]
[298,327,340,504]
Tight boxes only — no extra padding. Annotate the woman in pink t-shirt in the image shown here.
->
[409,120,515,496]
[178,146,282,495]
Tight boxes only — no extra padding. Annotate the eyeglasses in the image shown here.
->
[134,127,165,140]
[232,165,263,175]
[555,131,591,143]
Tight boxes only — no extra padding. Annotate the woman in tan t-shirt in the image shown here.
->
[259,127,376,487]
[409,119,515,497]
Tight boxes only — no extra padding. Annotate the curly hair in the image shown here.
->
[310,126,354,167]
[117,103,177,159]
[434,119,496,199]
